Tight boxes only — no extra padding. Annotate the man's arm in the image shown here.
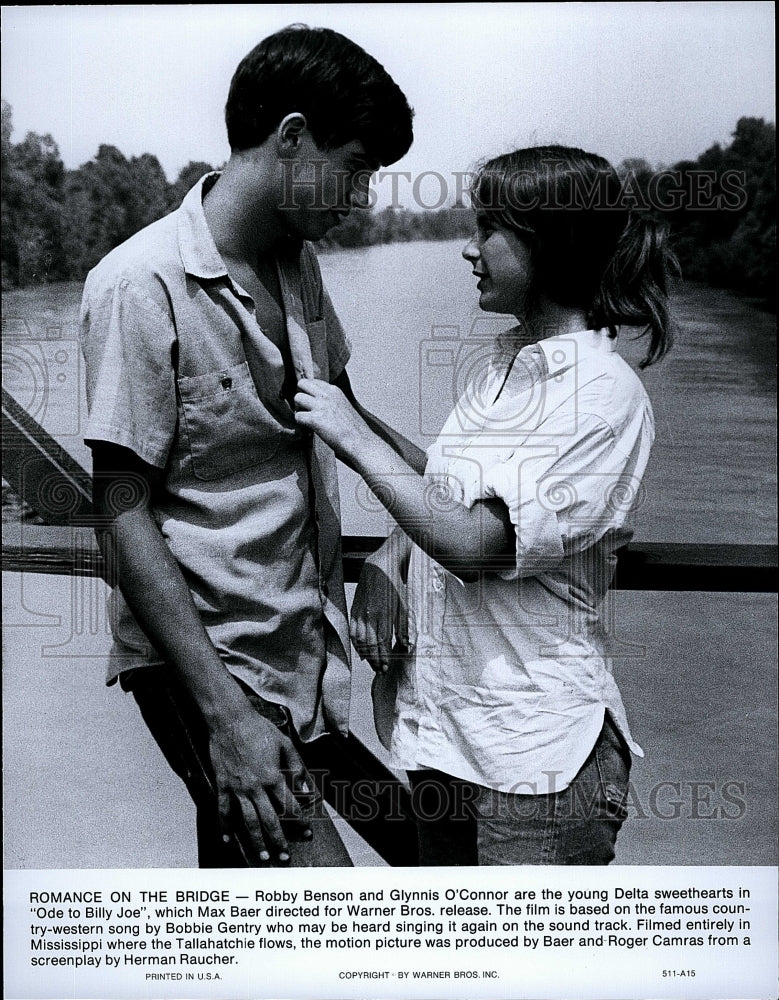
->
[91,442,312,863]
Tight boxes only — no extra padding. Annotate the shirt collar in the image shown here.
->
[531,327,617,378]
[177,172,229,280]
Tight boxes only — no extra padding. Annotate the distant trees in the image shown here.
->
[2,102,66,285]
[616,117,776,305]
[1,100,216,286]
[319,203,473,250]
[670,117,776,304]
[1,100,775,306]
[60,145,172,277]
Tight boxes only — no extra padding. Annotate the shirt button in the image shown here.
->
[220,373,232,390]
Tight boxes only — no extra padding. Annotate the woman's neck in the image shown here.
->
[519,301,590,343]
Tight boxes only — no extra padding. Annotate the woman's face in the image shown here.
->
[462,213,534,318]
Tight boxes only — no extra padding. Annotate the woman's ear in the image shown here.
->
[276,113,309,155]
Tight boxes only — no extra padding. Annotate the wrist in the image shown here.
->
[173,660,249,727]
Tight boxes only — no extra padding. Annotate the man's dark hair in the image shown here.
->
[226,24,414,167]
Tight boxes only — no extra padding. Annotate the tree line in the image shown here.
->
[1,100,774,305]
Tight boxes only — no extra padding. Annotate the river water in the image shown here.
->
[319,240,777,546]
[2,239,776,545]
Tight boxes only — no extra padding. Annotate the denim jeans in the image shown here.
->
[122,667,353,868]
[407,714,631,865]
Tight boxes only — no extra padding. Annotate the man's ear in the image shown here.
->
[277,113,309,155]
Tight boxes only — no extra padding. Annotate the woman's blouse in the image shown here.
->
[385,327,654,794]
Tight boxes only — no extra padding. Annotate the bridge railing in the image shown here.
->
[3,386,777,864]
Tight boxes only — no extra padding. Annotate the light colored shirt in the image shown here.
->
[80,174,352,740]
[385,327,653,792]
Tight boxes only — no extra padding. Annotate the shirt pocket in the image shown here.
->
[177,361,280,481]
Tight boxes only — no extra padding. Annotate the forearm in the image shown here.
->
[96,508,246,723]
[349,435,512,575]
[295,378,515,574]
[358,408,428,475]
[332,370,428,474]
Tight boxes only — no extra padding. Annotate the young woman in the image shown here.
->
[295,145,676,865]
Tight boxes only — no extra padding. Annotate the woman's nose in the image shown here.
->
[462,236,478,262]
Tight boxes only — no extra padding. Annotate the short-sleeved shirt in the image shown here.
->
[80,174,352,741]
[382,327,654,792]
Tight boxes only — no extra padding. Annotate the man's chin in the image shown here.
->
[283,211,346,242]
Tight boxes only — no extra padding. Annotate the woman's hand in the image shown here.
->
[351,557,412,674]
[294,378,373,463]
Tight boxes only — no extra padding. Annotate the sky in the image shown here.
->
[1,3,775,207]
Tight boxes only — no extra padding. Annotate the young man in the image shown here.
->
[80,25,417,866]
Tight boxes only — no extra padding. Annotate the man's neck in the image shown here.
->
[203,153,287,264]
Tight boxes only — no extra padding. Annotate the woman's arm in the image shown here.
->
[331,368,428,475]
[295,378,515,577]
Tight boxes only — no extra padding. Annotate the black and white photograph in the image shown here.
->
[2,4,777,999]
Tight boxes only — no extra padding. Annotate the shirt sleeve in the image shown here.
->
[479,411,632,578]
[80,273,177,468]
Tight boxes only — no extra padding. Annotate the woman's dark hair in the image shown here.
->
[472,146,677,366]
[226,25,414,168]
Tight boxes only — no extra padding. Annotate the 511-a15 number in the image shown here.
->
[662,970,696,977]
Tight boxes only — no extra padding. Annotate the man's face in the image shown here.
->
[278,134,377,241]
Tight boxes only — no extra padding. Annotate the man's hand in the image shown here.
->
[350,537,413,674]
[209,707,314,865]
[91,443,315,865]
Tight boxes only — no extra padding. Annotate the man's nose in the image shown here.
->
[350,173,373,210]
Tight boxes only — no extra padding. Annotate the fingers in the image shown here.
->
[351,572,412,673]
[395,595,410,652]
[293,378,319,415]
[213,723,315,865]
[234,792,273,864]
[366,620,392,674]
[293,393,314,412]
[351,608,392,673]
[232,771,312,866]
[279,744,316,840]
[217,788,238,849]
[294,378,329,406]
[239,790,288,864]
